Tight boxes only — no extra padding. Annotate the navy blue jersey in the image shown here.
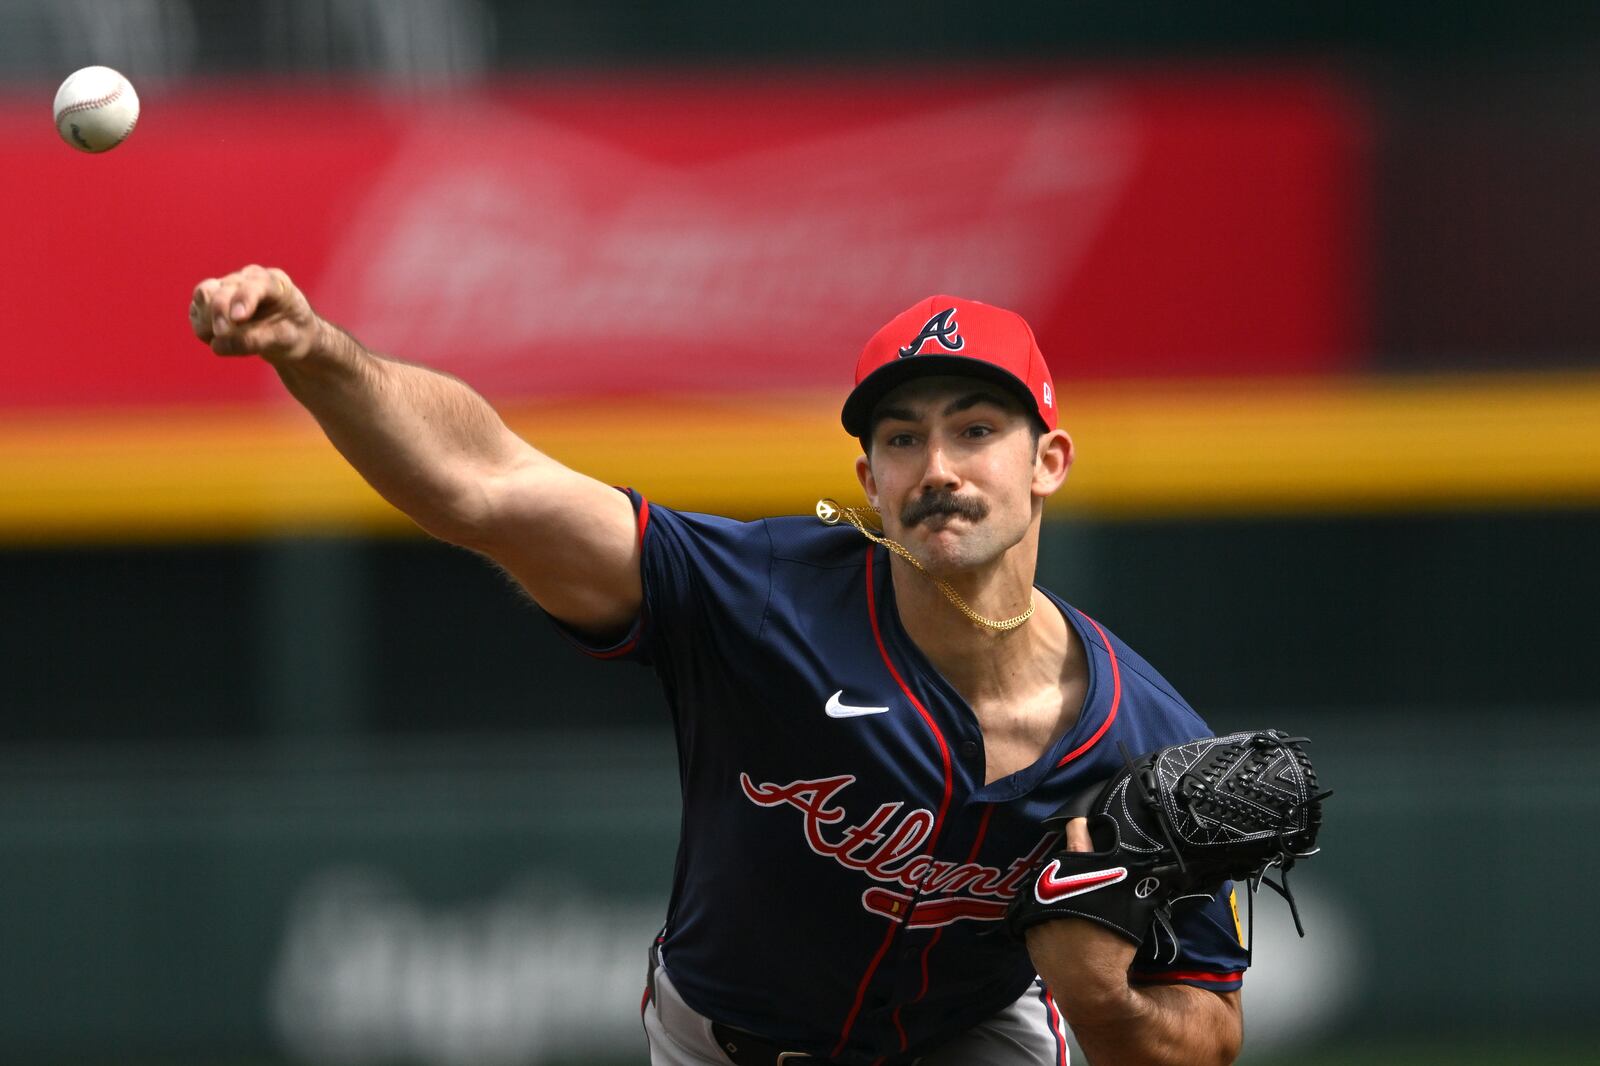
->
[566,493,1249,1063]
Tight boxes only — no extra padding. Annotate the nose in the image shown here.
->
[919,439,960,493]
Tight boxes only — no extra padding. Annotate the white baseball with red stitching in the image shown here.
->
[53,66,140,154]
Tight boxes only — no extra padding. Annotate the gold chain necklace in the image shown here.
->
[815,498,1035,632]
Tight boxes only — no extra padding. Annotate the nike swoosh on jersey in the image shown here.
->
[1033,860,1128,903]
[824,690,891,718]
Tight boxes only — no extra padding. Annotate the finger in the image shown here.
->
[1064,817,1092,853]
[213,276,267,335]
[201,271,257,330]
[265,266,293,303]
[228,288,258,324]
[209,330,254,357]
[189,279,219,339]
[229,264,280,323]
[191,279,219,309]
[205,278,237,335]
[224,272,266,324]
[209,320,278,357]
[210,316,304,360]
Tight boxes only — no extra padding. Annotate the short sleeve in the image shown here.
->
[1127,882,1250,993]
[553,490,775,671]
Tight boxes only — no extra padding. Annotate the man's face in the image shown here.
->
[854,375,1054,576]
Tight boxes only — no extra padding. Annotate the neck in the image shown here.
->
[889,544,1059,701]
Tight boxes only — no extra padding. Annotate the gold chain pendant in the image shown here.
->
[815,499,1035,632]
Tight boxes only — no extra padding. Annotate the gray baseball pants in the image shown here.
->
[643,950,1071,1065]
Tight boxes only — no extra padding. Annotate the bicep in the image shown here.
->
[471,449,644,638]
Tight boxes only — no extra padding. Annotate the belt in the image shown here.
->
[710,1022,925,1066]
[652,938,916,1066]
[710,1021,833,1064]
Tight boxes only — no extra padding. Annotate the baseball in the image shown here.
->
[53,66,139,153]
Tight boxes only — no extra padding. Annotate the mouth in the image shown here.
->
[918,511,964,531]
[902,492,988,529]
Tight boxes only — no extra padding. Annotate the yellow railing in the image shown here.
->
[2,372,1597,543]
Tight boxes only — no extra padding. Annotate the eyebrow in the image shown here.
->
[876,391,1012,426]
[944,391,1009,416]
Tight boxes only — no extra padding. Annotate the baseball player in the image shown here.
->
[190,267,1249,1065]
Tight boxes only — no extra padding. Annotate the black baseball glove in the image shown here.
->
[1006,730,1329,960]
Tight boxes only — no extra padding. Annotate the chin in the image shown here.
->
[918,519,1033,576]
[915,531,996,576]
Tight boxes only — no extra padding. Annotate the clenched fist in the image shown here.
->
[190,264,322,365]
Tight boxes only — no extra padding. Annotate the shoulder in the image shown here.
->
[763,514,874,571]
[640,501,867,575]
[639,498,769,553]
[1051,596,1213,741]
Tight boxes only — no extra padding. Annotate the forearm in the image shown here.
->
[193,265,644,632]
[1027,921,1241,1066]
[1063,981,1241,1066]
[276,320,535,545]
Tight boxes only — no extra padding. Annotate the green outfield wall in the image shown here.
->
[1,711,1597,1063]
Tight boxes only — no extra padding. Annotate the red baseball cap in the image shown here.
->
[841,295,1058,438]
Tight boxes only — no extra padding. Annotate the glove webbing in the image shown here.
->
[1125,735,1332,960]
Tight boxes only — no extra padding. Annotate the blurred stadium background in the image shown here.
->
[3,1,1599,1063]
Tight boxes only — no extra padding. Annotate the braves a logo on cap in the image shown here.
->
[1033,860,1128,903]
[898,308,965,358]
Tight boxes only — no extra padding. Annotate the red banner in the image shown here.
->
[0,71,1367,412]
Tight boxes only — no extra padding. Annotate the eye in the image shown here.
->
[886,431,916,447]
[963,424,994,439]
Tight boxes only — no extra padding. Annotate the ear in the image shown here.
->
[1032,429,1074,499]
[855,452,880,510]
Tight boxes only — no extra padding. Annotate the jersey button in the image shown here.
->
[958,740,981,760]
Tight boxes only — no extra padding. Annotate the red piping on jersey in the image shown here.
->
[887,802,997,1051]
[582,496,651,660]
[861,548,954,834]
[1057,610,1121,767]
[1132,969,1244,986]
[834,920,900,1059]
[833,546,957,1059]
[890,1001,910,1051]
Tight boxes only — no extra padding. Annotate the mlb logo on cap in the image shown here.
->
[841,295,1058,437]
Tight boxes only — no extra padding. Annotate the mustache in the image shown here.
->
[902,491,989,527]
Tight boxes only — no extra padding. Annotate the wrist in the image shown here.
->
[1053,970,1142,1029]
[302,315,339,363]
[1027,918,1141,1024]
[275,316,351,376]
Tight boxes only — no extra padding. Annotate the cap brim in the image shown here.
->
[841,355,1041,437]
